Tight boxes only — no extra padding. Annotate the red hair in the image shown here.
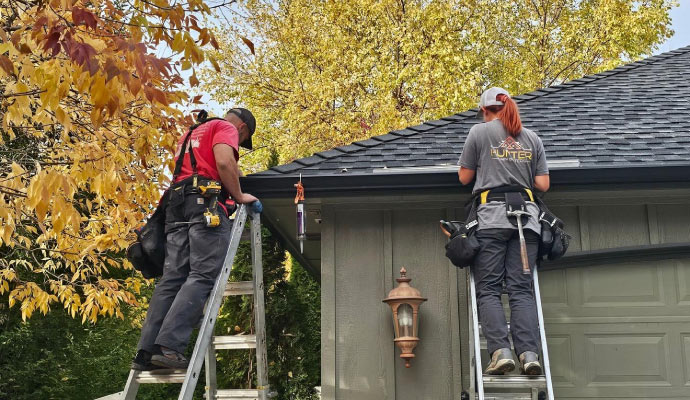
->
[486,93,522,137]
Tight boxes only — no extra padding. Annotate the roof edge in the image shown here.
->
[242,163,690,198]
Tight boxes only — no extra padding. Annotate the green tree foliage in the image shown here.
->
[0,228,320,399]
[0,0,231,322]
[202,0,676,169]
[0,297,143,400]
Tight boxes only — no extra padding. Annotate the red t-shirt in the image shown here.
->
[173,119,239,183]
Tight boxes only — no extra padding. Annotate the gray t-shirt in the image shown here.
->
[458,120,549,233]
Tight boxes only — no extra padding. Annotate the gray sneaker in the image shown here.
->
[485,348,515,375]
[519,351,542,375]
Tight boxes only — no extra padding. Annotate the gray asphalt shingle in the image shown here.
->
[254,46,690,176]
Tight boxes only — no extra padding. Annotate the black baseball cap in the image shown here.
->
[227,108,256,150]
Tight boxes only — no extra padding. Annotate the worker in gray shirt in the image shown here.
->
[458,87,550,376]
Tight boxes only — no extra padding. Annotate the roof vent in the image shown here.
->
[373,165,458,174]
[547,159,580,169]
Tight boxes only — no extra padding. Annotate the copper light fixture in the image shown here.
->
[383,267,427,368]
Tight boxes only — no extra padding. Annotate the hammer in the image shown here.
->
[506,208,531,275]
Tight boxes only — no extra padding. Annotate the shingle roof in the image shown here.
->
[253,45,690,177]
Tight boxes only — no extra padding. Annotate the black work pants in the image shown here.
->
[137,186,232,354]
[472,228,540,357]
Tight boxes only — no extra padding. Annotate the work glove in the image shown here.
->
[250,200,263,214]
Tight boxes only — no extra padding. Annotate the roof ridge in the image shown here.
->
[261,45,690,175]
[509,44,690,106]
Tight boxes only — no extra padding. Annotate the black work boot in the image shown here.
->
[485,348,515,375]
[519,351,542,375]
[151,346,189,370]
[131,349,163,371]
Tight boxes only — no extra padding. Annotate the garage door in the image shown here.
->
[539,202,690,399]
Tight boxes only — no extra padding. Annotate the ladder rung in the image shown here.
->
[94,392,122,400]
[224,281,254,296]
[214,389,263,399]
[134,369,188,384]
[483,375,546,389]
[483,394,534,400]
[213,335,257,349]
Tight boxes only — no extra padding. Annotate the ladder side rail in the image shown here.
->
[179,204,249,400]
[469,270,485,400]
[121,370,140,400]
[532,266,554,400]
[250,214,269,399]
[205,337,217,400]
[466,272,476,400]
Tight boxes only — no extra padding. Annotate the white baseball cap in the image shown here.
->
[477,87,510,117]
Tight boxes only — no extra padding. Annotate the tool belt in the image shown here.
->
[462,185,571,264]
[480,186,534,204]
[170,174,233,227]
[170,175,228,201]
[478,185,533,227]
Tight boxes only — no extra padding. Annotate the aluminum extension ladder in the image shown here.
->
[100,204,270,400]
[466,265,554,400]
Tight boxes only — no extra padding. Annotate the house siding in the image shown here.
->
[320,189,690,399]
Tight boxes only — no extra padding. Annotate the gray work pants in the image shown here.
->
[472,228,540,357]
[137,186,232,354]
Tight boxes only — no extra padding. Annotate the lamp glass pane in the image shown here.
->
[398,303,413,337]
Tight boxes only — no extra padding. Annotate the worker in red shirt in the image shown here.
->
[132,108,259,370]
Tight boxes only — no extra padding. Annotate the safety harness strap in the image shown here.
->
[172,116,225,180]
[480,185,534,204]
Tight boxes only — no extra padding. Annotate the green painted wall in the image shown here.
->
[319,189,690,399]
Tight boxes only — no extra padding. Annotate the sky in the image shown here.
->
[657,0,690,53]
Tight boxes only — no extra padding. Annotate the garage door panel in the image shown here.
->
[655,204,690,243]
[546,334,576,388]
[539,269,569,306]
[579,262,665,307]
[674,261,690,306]
[584,205,650,250]
[681,332,690,386]
[584,334,671,387]
[543,323,688,398]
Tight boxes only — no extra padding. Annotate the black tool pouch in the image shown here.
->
[127,190,168,279]
[535,197,571,261]
[445,196,480,268]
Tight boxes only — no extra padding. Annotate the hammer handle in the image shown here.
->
[520,239,530,274]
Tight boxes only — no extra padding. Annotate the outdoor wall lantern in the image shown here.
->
[383,267,427,368]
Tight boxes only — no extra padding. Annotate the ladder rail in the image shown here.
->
[205,338,217,400]
[250,215,269,399]
[121,370,140,400]
[532,266,554,400]
[466,272,476,400]
[468,265,553,400]
[468,270,485,400]
[178,204,249,400]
